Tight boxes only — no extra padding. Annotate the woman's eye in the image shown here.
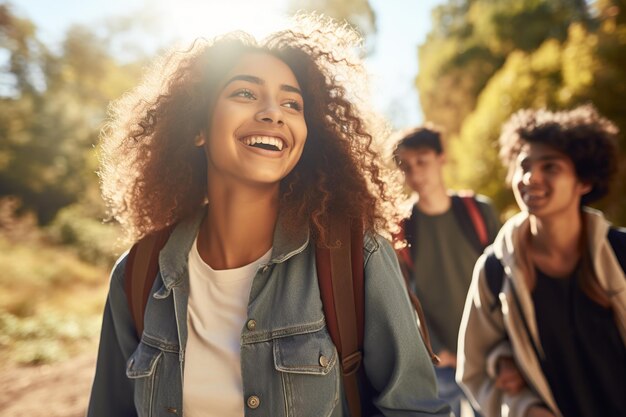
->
[231,89,256,99]
[283,100,303,111]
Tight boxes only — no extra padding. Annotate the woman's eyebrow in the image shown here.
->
[224,74,302,96]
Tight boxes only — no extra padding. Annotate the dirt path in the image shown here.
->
[0,352,97,417]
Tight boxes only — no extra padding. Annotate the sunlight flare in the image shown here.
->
[156,0,291,42]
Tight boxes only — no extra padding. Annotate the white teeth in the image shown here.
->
[241,135,284,151]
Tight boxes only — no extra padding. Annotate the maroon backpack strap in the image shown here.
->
[124,226,174,339]
[316,216,364,417]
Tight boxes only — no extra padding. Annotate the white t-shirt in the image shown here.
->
[183,237,271,417]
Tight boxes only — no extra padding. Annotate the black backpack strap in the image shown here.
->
[395,205,418,274]
[484,249,505,312]
[451,194,489,253]
[608,227,626,273]
[484,248,544,360]
[404,204,419,255]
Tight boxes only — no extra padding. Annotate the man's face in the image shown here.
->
[511,142,591,220]
[395,146,445,194]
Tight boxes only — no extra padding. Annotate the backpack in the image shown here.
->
[123,216,438,417]
[396,193,491,275]
[484,226,626,310]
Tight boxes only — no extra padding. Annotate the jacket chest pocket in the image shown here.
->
[127,342,181,417]
[273,329,340,417]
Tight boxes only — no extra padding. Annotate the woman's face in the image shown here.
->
[200,52,308,189]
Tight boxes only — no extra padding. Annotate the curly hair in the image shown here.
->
[99,14,402,244]
[498,105,619,205]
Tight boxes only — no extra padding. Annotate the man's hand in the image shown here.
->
[495,356,526,395]
[436,350,457,368]
[525,405,556,417]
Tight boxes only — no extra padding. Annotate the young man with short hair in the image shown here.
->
[394,125,500,417]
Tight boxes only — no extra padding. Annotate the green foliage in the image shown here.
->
[46,203,123,268]
[417,0,590,136]
[0,4,145,224]
[419,0,626,224]
[0,310,101,366]
[0,5,150,367]
[0,234,108,366]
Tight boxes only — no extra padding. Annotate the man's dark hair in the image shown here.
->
[499,105,619,205]
[392,125,444,166]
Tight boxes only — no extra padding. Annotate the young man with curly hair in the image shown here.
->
[457,105,625,417]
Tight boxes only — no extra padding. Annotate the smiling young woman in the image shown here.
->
[88,14,450,417]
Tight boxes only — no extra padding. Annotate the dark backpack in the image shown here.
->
[484,226,626,310]
[396,193,491,274]
[124,216,438,417]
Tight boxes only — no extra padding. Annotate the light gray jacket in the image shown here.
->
[457,208,626,417]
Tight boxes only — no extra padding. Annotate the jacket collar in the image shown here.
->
[493,207,626,346]
[158,207,310,289]
[494,207,611,272]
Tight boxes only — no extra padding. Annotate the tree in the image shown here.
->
[437,0,626,224]
[417,0,590,136]
[0,4,145,223]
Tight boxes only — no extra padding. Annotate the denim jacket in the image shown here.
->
[87,211,451,417]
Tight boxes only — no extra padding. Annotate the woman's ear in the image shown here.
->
[194,132,206,147]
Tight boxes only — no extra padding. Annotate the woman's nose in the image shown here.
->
[255,100,284,126]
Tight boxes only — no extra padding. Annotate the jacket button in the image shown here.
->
[247,395,260,409]
[246,319,257,331]
[319,355,329,367]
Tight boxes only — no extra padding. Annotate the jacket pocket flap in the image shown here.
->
[126,342,163,379]
[273,330,337,376]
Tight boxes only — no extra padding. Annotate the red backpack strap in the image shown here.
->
[316,216,364,417]
[124,226,174,339]
[460,195,489,248]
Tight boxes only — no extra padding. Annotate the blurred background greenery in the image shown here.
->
[0,0,624,369]
[418,0,626,222]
